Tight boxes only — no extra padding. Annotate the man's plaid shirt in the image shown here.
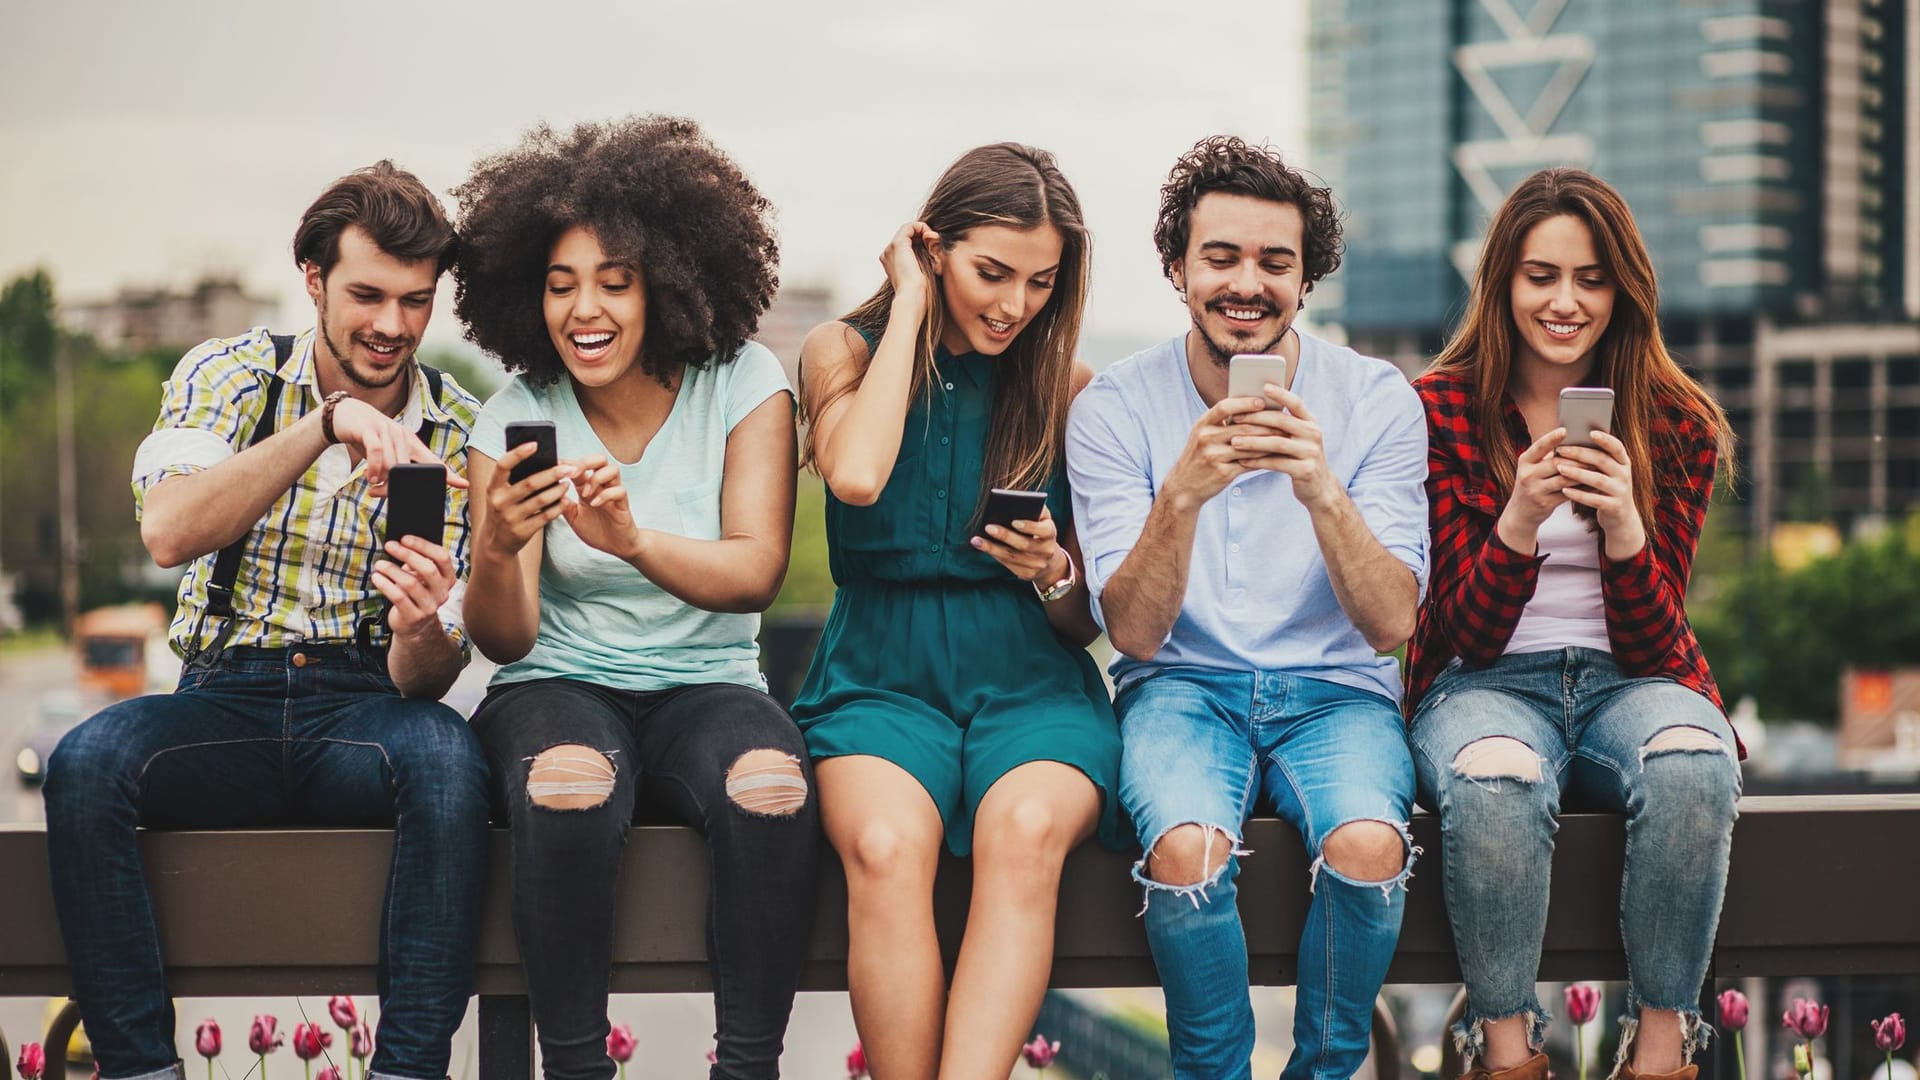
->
[1405,367,1726,724]
[131,327,480,657]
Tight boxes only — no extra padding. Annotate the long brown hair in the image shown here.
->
[801,142,1090,505]
[1427,168,1732,530]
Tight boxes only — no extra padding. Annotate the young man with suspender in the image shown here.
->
[42,161,488,1080]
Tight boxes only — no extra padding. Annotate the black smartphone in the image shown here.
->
[979,487,1050,536]
[504,420,558,486]
[384,463,447,548]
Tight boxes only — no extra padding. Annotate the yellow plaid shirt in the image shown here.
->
[131,327,480,656]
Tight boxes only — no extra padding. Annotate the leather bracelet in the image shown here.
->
[319,390,351,444]
[1034,550,1078,603]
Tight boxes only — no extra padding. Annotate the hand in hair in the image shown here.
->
[1494,428,1573,555]
[1554,430,1647,561]
[880,220,938,317]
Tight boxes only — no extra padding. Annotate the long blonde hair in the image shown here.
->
[1428,168,1733,529]
[801,142,1090,505]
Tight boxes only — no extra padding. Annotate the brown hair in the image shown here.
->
[1153,135,1343,301]
[1427,168,1733,529]
[293,160,457,277]
[803,142,1090,506]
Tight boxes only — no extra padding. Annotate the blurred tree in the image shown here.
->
[418,345,504,401]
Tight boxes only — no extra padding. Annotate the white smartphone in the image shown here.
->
[1228,353,1294,405]
[1558,387,1615,448]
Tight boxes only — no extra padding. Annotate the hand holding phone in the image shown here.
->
[1556,387,1614,449]
[979,487,1050,536]
[383,463,447,548]
[1228,353,1294,410]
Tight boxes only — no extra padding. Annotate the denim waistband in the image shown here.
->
[212,642,387,668]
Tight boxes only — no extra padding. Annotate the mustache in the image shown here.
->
[1206,296,1279,316]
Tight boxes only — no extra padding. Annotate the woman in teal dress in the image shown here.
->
[792,142,1122,1079]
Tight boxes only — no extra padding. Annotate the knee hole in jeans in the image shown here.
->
[725,748,808,817]
[527,744,617,810]
[1640,725,1729,758]
[1321,819,1407,883]
[1145,822,1235,887]
[1451,736,1544,782]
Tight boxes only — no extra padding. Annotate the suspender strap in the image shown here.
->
[202,333,296,621]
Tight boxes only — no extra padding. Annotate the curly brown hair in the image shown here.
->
[452,116,779,386]
[1152,135,1343,300]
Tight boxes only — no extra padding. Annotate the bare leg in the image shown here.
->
[1630,1009,1687,1074]
[819,756,948,1080]
[937,762,1099,1080]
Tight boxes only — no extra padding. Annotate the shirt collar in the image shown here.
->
[290,328,445,429]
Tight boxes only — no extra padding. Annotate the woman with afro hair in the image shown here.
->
[453,116,817,1080]
[791,143,1123,1079]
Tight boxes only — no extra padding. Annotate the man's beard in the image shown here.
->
[1191,296,1290,368]
[318,295,414,391]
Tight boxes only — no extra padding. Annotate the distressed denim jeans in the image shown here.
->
[43,644,490,1080]
[1118,666,1417,1080]
[1409,648,1741,1067]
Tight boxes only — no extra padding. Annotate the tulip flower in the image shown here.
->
[316,1069,343,1080]
[706,1048,718,1065]
[351,1019,374,1060]
[1022,1034,1061,1070]
[1784,999,1830,1040]
[293,1023,334,1080]
[195,1018,223,1080]
[1875,1014,1907,1080]
[1565,984,1600,1080]
[606,1024,636,1080]
[16,1043,46,1080]
[251,1015,285,1055]
[1718,989,1751,1080]
[329,996,358,1032]
[846,1040,869,1078]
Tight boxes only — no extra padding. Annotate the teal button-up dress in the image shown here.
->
[791,335,1123,855]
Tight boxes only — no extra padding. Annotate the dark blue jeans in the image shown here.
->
[43,644,490,1080]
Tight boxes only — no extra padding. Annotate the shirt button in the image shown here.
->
[1230,543,1241,554]
[944,382,955,391]
[1232,488,1242,497]
[940,436,950,446]
[936,489,947,499]
[928,543,940,554]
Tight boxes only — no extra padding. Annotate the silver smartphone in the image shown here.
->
[1228,353,1294,405]
[1558,387,1615,448]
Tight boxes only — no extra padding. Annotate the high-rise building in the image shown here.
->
[61,275,281,353]
[1310,0,1918,534]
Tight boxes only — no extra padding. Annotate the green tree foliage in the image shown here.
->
[1693,520,1920,724]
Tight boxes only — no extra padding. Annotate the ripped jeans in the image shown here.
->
[470,678,820,1080]
[1409,648,1741,1068]
[1117,666,1416,1080]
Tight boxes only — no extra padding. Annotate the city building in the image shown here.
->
[61,275,280,353]
[755,282,836,386]
[1310,0,1918,535]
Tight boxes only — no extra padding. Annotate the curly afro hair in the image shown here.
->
[453,116,779,386]
[1153,135,1343,297]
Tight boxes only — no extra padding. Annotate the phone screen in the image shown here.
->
[384,463,447,548]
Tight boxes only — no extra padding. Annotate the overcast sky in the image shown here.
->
[0,0,1309,354]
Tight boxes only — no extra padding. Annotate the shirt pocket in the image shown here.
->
[670,478,723,540]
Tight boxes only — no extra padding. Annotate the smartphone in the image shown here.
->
[383,463,447,548]
[1557,387,1615,449]
[504,420,558,486]
[979,487,1050,536]
[1228,353,1294,406]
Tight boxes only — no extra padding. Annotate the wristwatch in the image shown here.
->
[1034,552,1077,603]
[320,390,352,444]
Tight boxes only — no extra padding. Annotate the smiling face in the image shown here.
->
[306,224,437,391]
[932,224,1064,357]
[543,225,646,388]
[1509,213,1616,381]
[1172,192,1305,367]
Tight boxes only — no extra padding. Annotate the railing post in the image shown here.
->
[478,995,532,1080]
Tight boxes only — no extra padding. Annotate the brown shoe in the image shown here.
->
[1470,1052,1551,1080]
[1616,1063,1697,1080]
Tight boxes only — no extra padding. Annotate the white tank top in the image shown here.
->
[1503,502,1614,656]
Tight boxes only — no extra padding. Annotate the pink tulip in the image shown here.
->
[196,1018,222,1058]
[350,1019,374,1060]
[1718,989,1750,1031]
[1565,983,1600,1026]
[293,1023,332,1062]
[846,1040,869,1078]
[1875,1014,1907,1053]
[328,995,358,1031]
[1022,1034,1061,1069]
[16,1043,45,1080]
[1784,999,1830,1040]
[250,1015,285,1055]
[606,1025,637,1064]
[316,1069,343,1080]
[706,1048,718,1065]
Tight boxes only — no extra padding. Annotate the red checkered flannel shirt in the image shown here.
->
[1406,369,1734,749]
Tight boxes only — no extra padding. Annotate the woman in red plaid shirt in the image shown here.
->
[1406,169,1741,1080]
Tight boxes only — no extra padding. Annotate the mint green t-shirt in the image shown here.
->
[470,342,791,692]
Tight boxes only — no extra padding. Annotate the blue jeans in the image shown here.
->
[43,645,491,1080]
[1118,666,1417,1080]
[1409,648,1741,1066]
